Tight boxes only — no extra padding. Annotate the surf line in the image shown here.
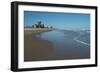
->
[73,38,90,46]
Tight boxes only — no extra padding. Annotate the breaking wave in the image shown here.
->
[73,37,90,46]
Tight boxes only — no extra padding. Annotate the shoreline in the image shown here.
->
[24,28,54,31]
[24,28,54,35]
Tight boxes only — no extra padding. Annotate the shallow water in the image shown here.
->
[36,30,90,59]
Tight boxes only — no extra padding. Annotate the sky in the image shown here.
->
[24,11,90,30]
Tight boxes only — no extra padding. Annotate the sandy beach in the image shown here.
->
[24,28,55,61]
[24,11,90,62]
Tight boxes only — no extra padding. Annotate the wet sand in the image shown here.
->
[24,29,55,61]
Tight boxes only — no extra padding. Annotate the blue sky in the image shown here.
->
[24,11,90,30]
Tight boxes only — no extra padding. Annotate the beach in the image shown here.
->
[24,28,55,61]
[24,28,90,62]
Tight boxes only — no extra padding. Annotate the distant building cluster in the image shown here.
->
[31,21,53,28]
[25,21,53,29]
